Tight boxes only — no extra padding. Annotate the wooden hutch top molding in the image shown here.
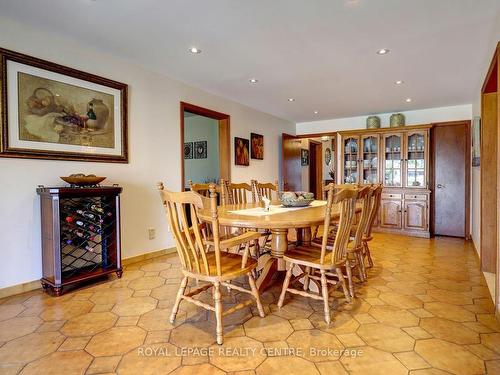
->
[338,123,432,136]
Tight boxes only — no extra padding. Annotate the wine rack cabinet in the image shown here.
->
[37,186,123,296]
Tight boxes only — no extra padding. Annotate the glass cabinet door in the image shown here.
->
[343,137,359,183]
[361,135,379,183]
[406,132,426,188]
[383,134,402,187]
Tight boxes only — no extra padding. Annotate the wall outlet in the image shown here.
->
[148,228,156,240]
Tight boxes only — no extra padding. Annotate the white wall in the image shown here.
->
[184,114,219,188]
[0,15,295,289]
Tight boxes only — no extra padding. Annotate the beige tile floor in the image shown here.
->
[0,233,499,375]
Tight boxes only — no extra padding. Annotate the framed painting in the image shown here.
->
[194,141,207,159]
[234,137,249,166]
[301,148,309,166]
[0,48,128,162]
[472,116,480,167]
[250,132,264,160]
[184,142,193,159]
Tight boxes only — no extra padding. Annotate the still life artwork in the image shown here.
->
[194,141,207,159]
[250,132,264,160]
[301,148,309,166]
[235,137,250,166]
[184,142,193,159]
[0,48,128,162]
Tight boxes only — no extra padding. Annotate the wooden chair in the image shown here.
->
[362,184,383,268]
[158,183,265,344]
[251,180,279,202]
[277,185,357,324]
[345,185,373,292]
[220,180,253,205]
[189,180,221,197]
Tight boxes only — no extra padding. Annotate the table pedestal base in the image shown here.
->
[255,227,311,291]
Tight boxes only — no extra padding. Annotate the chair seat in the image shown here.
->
[186,251,257,281]
[283,245,344,270]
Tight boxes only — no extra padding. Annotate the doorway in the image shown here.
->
[309,140,322,200]
[180,102,230,191]
[431,121,470,238]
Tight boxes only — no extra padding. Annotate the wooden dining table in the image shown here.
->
[198,201,361,291]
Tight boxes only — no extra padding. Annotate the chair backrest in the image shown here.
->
[319,184,358,265]
[365,184,383,238]
[351,185,373,250]
[189,180,220,197]
[251,179,279,202]
[158,182,223,277]
[220,179,253,205]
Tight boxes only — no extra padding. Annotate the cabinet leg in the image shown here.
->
[116,270,123,278]
[40,281,48,291]
[53,287,62,297]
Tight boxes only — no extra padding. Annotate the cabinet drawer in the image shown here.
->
[382,193,402,200]
[405,193,427,201]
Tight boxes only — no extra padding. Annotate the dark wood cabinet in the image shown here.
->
[37,186,123,296]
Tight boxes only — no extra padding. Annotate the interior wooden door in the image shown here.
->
[309,141,322,199]
[432,122,469,237]
[282,133,302,191]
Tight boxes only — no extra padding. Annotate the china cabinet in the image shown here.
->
[339,124,431,237]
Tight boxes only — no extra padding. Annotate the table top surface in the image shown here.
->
[198,201,359,229]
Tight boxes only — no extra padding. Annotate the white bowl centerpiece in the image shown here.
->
[280,191,315,207]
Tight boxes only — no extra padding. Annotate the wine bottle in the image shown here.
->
[65,215,75,224]
[86,203,104,214]
[72,229,95,241]
[77,209,104,223]
[84,245,95,253]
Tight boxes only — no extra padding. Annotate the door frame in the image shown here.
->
[429,120,471,239]
[282,132,337,191]
[180,102,230,191]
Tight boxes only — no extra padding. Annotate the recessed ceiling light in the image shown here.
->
[314,111,319,114]
[395,80,404,85]
[249,78,258,84]
[288,98,295,102]
[376,48,390,55]
[405,98,412,103]
[188,47,202,54]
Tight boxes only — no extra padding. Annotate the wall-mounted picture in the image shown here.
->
[194,141,207,159]
[184,142,193,159]
[301,148,309,166]
[250,132,264,160]
[234,137,249,166]
[325,147,332,166]
[0,48,128,162]
[472,116,480,167]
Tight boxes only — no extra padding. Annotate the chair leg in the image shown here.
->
[336,268,351,303]
[320,270,331,325]
[356,252,365,282]
[345,260,355,298]
[278,264,293,308]
[170,276,188,323]
[248,272,265,317]
[358,251,367,281]
[364,241,374,268]
[213,281,223,345]
[303,266,311,291]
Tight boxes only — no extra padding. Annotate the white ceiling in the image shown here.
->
[1,0,500,123]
